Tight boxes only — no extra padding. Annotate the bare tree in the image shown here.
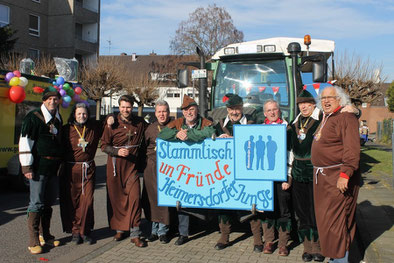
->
[80,56,124,120]
[0,52,24,71]
[170,4,244,56]
[33,53,57,78]
[123,71,159,117]
[333,51,385,105]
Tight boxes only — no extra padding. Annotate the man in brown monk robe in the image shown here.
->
[60,103,113,245]
[312,86,360,263]
[101,95,148,247]
[143,100,172,244]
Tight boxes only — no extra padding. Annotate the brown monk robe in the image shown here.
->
[311,109,360,259]
[143,120,171,225]
[60,118,103,243]
[101,113,147,238]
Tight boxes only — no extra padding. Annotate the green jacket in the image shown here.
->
[158,116,215,142]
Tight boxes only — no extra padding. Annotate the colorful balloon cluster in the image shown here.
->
[51,77,88,108]
[4,70,27,103]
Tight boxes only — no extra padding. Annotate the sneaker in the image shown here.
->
[83,235,94,245]
[28,245,42,254]
[71,234,82,245]
[146,234,158,242]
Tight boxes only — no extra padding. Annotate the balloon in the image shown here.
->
[9,77,20,86]
[56,77,65,85]
[48,86,57,92]
[58,84,63,90]
[13,70,21,78]
[73,94,80,102]
[53,85,59,91]
[81,100,89,106]
[8,86,26,103]
[5,72,14,82]
[52,81,57,85]
[63,95,72,103]
[61,101,70,108]
[33,86,44,93]
[59,89,66,97]
[74,87,82,95]
[63,83,70,90]
[66,89,75,97]
[19,77,28,87]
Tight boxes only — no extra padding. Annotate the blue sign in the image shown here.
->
[156,125,287,211]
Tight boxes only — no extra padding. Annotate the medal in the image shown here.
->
[49,124,58,135]
[74,125,88,152]
[298,131,306,140]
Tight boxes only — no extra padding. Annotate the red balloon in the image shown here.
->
[13,70,21,78]
[8,86,26,103]
[74,86,82,95]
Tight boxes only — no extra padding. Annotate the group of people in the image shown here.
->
[19,85,361,263]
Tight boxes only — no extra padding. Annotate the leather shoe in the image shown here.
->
[113,232,126,241]
[302,252,313,262]
[174,235,188,246]
[313,253,325,262]
[130,237,147,248]
[147,234,158,242]
[263,242,274,254]
[278,246,289,256]
[253,245,263,253]
[159,234,170,244]
[214,242,227,250]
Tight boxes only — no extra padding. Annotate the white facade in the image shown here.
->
[100,86,199,115]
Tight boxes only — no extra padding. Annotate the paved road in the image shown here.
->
[0,151,114,263]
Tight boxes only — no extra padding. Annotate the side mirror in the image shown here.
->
[177,69,188,88]
[312,60,327,83]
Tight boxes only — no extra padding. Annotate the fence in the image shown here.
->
[376,118,393,144]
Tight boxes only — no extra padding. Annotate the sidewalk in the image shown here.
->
[356,144,394,263]
[75,147,394,263]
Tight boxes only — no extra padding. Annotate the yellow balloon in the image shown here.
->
[9,77,20,86]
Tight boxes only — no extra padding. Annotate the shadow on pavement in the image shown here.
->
[355,200,394,261]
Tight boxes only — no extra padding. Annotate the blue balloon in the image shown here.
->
[63,95,72,103]
[56,77,65,85]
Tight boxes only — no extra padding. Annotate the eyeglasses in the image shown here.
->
[320,96,338,101]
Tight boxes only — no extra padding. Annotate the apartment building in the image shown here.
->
[0,0,100,63]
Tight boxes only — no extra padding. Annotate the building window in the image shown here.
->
[361,102,368,108]
[32,0,41,3]
[174,93,180,98]
[0,4,10,27]
[28,48,40,60]
[29,14,40,36]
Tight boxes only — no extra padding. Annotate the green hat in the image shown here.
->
[223,93,243,107]
[42,87,61,101]
[297,90,315,104]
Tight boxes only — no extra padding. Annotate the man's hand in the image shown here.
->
[118,148,130,157]
[219,134,233,138]
[337,177,349,193]
[341,105,359,114]
[176,129,188,141]
[107,116,115,127]
[282,176,292,190]
[24,172,33,179]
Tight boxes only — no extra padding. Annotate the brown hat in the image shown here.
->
[297,90,316,104]
[181,95,197,110]
[42,87,61,101]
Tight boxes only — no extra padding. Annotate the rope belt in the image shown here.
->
[314,163,343,184]
[67,160,94,194]
[112,145,140,176]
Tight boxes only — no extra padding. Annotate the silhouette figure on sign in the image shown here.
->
[244,135,255,170]
[266,135,277,170]
[256,135,265,170]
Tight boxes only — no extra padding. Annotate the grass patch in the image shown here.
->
[360,146,393,175]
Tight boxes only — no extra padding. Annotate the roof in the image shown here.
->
[212,37,335,60]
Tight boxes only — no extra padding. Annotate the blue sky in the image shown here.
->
[100,0,394,82]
